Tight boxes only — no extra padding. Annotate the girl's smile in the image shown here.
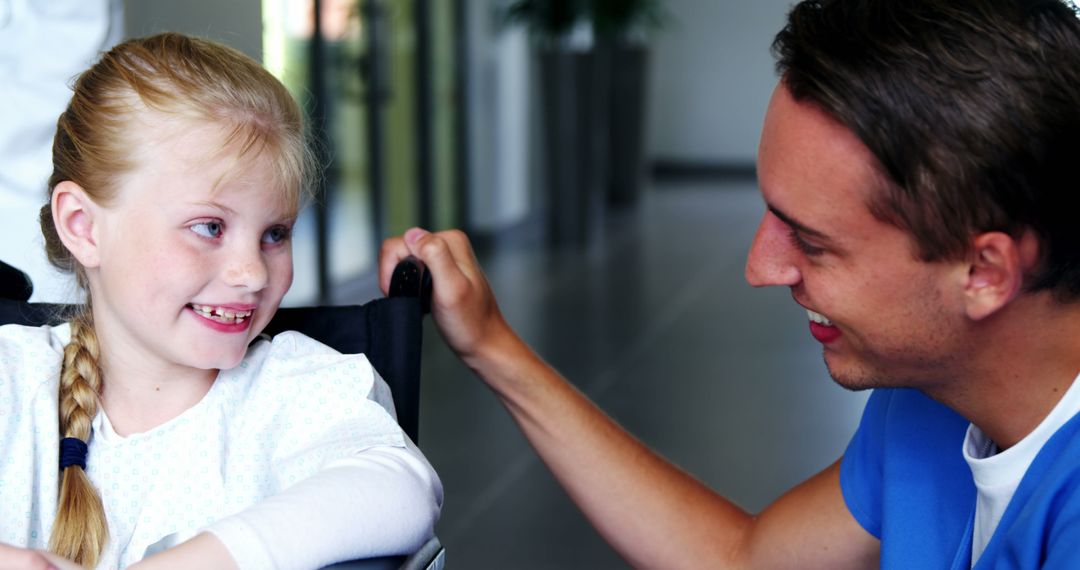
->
[187,303,257,332]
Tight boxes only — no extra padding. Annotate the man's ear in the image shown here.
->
[51,181,102,269]
[963,231,1038,321]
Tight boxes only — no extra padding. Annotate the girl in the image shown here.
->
[0,33,441,569]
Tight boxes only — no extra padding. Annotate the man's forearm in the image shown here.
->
[467,331,755,568]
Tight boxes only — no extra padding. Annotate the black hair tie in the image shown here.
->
[59,437,88,471]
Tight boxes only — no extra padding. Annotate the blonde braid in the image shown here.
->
[49,310,109,567]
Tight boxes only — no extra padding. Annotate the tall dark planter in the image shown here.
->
[539,47,608,247]
[606,43,648,207]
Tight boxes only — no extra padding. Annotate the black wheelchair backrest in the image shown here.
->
[0,259,431,442]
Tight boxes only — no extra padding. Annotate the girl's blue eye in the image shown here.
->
[191,221,223,239]
[262,225,291,244]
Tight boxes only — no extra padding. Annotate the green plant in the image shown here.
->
[503,0,588,39]
[503,0,664,41]
[590,0,665,40]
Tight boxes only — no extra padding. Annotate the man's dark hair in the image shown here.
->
[773,0,1080,300]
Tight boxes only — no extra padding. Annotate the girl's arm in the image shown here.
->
[128,533,235,570]
[206,447,440,569]
[0,543,83,570]
[132,445,440,569]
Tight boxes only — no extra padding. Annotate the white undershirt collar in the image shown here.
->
[964,371,1080,565]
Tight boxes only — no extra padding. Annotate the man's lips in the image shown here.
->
[809,321,842,343]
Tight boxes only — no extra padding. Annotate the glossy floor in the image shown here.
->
[378,181,867,568]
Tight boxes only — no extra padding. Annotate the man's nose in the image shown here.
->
[745,212,802,288]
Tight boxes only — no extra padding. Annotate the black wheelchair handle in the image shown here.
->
[388,257,432,315]
[0,260,33,302]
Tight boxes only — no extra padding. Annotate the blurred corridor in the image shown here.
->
[2,1,872,567]
[398,179,868,568]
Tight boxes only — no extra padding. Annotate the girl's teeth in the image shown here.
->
[191,304,251,323]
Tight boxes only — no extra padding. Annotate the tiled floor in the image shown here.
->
[352,180,869,568]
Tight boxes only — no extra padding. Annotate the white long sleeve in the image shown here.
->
[206,442,443,570]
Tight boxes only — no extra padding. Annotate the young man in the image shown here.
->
[381,0,1080,566]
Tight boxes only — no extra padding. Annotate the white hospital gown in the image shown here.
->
[0,323,442,569]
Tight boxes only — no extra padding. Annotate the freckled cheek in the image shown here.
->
[269,252,294,292]
[280,264,294,292]
[105,227,182,278]
[164,241,209,272]
[142,242,211,295]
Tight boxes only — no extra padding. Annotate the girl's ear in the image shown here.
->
[52,181,102,269]
[962,230,1038,321]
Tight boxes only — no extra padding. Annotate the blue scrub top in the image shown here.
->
[840,388,1080,569]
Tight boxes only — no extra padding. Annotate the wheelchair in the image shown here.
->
[0,259,444,570]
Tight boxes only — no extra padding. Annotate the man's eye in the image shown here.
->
[191,221,224,238]
[787,228,826,256]
[262,225,291,244]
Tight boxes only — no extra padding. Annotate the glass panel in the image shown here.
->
[324,0,375,285]
[383,0,419,237]
[263,0,320,305]
[265,0,456,302]
[431,0,459,230]
[264,0,375,305]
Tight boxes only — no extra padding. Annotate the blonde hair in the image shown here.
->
[39,32,312,566]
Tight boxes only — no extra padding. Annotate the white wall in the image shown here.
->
[463,0,795,232]
[465,1,532,232]
[647,0,793,164]
[124,0,262,61]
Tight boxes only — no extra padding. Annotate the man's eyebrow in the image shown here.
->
[768,205,831,241]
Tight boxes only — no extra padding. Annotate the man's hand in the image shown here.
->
[380,228,513,366]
